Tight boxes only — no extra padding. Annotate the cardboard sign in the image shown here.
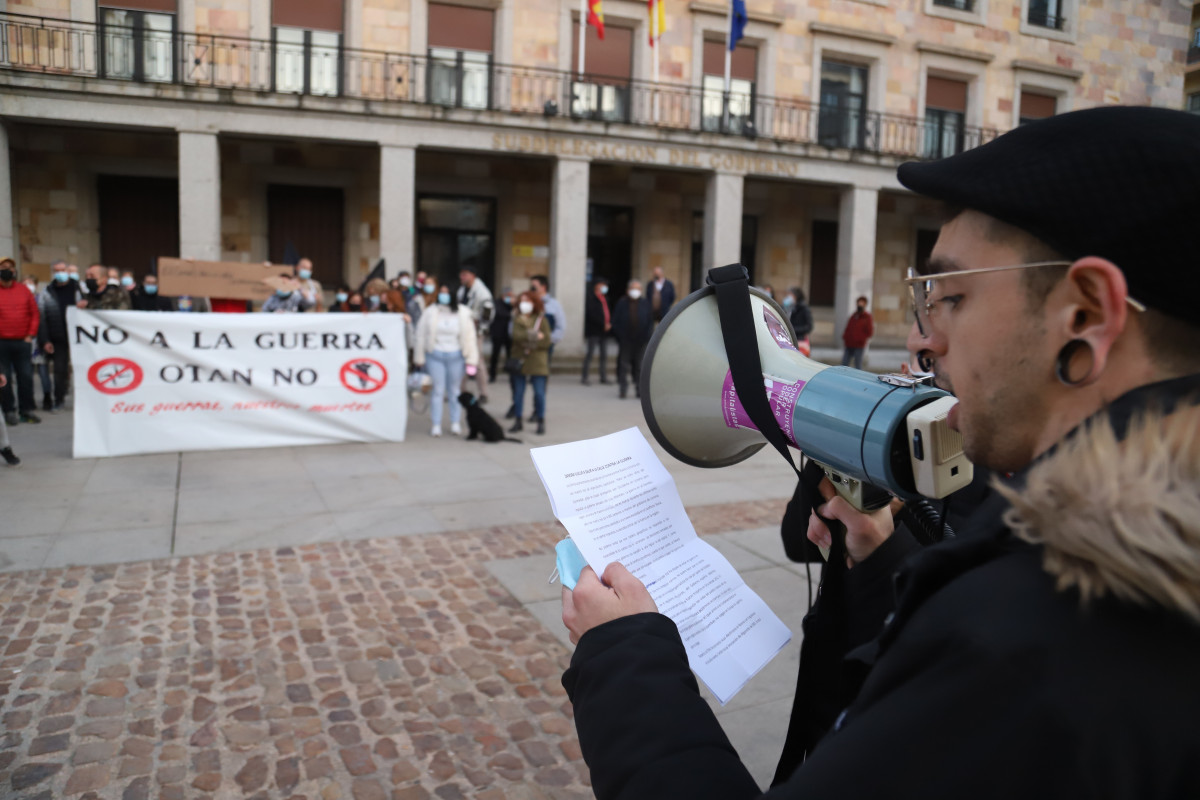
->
[157,258,285,301]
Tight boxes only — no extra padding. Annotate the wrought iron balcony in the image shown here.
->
[0,11,998,161]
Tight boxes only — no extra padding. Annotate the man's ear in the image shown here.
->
[1056,257,1131,381]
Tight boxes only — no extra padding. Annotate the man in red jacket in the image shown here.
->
[840,294,874,369]
[0,258,42,426]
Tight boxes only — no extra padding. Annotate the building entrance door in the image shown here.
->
[97,175,179,276]
[809,220,838,307]
[267,185,345,286]
[587,205,633,301]
[417,195,496,290]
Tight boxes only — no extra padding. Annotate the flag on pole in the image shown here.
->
[588,0,606,40]
[647,0,666,45]
[729,0,747,50]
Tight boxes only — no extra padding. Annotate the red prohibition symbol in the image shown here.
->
[87,357,144,395]
[340,359,389,394]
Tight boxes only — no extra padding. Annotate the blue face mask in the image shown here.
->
[276,289,292,298]
[145,284,158,295]
[336,292,348,303]
[502,296,512,304]
[54,272,70,283]
[298,269,312,280]
[782,296,794,311]
[424,283,436,295]
[121,276,134,288]
[437,292,451,305]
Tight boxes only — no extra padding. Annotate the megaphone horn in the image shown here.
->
[639,276,972,504]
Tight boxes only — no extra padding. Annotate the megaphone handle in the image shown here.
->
[814,464,893,562]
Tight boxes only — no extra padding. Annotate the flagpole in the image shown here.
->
[724,0,733,130]
[577,0,587,79]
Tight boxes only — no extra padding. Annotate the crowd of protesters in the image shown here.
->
[0,250,836,464]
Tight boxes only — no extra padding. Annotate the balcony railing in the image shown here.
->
[0,11,998,161]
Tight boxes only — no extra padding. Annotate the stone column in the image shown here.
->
[549,157,589,357]
[0,123,13,263]
[379,145,415,279]
[834,185,879,346]
[178,131,221,261]
[702,170,744,274]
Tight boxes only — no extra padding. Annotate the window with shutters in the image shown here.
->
[818,60,868,150]
[569,22,633,122]
[1018,90,1056,125]
[700,40,756,135]
[923,76,967,158]
[98,1,177,83]
[273,0,343,97]
[427,3,494,110]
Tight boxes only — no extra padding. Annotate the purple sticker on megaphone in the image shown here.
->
[763,307,798,352]
[721,370,805,448]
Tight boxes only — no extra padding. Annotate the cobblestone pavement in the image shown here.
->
[0,499,787,800]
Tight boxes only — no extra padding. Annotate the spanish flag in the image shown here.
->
[647,0,666,45]
[588,0,605,39]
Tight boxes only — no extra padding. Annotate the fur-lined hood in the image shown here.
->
[997,403,1200,623]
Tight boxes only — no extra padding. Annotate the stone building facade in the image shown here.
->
[0,0,1191,352]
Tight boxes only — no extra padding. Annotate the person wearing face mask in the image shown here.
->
[130,274,172,312]
[840,295,875,370]
[78,264,132,311]
[0,258,42,426]
[36,261,82,411]
[582,278,612,386]
[363,278,389,312]
[489,288,513,386]
[611,279,653,400]
[120,271,136,291]
[295,258,324,312]
[413,280,479,437]
[507,291,551,435]
[785,287,814,357]
[328,284,354,312]
[261,275,314,313]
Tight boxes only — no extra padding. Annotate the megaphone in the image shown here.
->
[639,280,973,508]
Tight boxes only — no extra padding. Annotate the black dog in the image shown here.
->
[459,392,522,443]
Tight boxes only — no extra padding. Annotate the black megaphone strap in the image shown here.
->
[707,264,802,481]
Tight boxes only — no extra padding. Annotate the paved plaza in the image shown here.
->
[0,379,817,798]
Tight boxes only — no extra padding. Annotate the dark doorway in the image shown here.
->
[587,205,633,301]
[809,220,838,306]
[97,175,179,276]
[914,228,939,273]
[690,212,758,291]
[417,195,496,290]
[267,184,345,286]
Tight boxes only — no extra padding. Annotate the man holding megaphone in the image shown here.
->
[560,105,1200,799]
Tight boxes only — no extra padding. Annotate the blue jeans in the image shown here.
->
[426,350,465,427]
[841,347,865,370]
[512,374,547,420]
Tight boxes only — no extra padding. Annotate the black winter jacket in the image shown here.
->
[564,375,1200,800]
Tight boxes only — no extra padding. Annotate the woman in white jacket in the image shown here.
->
[413,280,479,436]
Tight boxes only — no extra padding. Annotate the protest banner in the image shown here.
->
[67,308,407,458]
[157,258,282,301]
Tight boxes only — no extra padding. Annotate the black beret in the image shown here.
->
[897,105,1200,323]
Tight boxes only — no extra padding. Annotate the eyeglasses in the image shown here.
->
[903,261,1146,337]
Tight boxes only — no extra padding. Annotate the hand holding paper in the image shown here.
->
[531,427,791,704]
[561,562,659,645]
